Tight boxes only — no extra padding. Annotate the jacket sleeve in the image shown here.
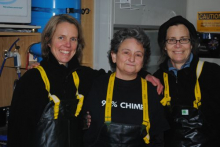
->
[7,69,48,147]
[147,133,164,147]
[82,77,106,146]
[138,69,151,79]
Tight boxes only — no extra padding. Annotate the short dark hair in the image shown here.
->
[158,15,199,61]
[108,28,151,71]
[41,14,85,61]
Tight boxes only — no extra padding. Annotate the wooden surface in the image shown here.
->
[0,68,26,107]
[81,0,94,68]
[0,33,41,107]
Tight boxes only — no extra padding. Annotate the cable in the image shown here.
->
[17,72,21,79]
[0,38,20,76]
[0,59,7,76]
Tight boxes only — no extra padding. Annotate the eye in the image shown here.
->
[58,36,63,40]
[136,53,143,57]
[169,38,176,43]
[181,38,186,41]
[123,51,129,54]
[71,37,78,42]
[181,38,188,41]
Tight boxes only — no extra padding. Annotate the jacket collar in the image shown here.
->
[40,52,81,74]
[159,54,199,76]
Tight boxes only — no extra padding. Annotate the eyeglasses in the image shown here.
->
[166,38,191,44]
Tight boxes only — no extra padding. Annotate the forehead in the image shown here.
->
[54,22,78,34]
[119,38,144,52]
[166,24,190,37]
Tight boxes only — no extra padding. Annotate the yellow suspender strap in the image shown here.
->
[104,73,150,144]
[105,73,116,124]
[161,61,204,109]
[72,71,84,117]
[36,66,50,92]
[36,66,60,119]
[160,73,171,106]
[194,61,204,109]
[141,78,150,144]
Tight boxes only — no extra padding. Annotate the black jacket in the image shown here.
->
[7,53,106,147]
[153,55,220,146]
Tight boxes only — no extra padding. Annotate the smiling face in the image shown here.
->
[165,24,192,69]
[49,22,78,65]
[111,38,144,80]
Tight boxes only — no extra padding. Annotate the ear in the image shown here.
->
[111,52,117,63]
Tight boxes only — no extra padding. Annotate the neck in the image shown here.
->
[59,62,68,67]
[171,62,183,70]
[115,71,137,80]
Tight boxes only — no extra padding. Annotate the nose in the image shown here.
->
[129,54,135,62]
[65,39,71,47]
[175,40,181,47]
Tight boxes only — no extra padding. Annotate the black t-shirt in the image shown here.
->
[83,73,169,146]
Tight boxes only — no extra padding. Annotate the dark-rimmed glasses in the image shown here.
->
[166,38,190,44]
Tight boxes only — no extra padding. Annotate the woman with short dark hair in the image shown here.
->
[84,28,169,147]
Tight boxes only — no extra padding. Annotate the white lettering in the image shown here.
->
[121,102,126,108]
[126,103,132,109]
[120,102,142,110]
[133,103,143,110]
[101,100,117,107]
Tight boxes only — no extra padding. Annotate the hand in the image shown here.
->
[83,111,91,130]
[27,62,40,69]
[146,74,163,95]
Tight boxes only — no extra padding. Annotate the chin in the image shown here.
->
[125,71,137,75]
[58,60,70,64]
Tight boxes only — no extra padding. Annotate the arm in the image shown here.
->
[7,70,47,147]
[146,74,163,95]
[138,69,163,95]
[8,77,34,147]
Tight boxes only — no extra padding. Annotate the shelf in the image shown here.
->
[0,32,41,36]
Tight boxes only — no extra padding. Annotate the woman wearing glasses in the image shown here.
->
[153,15,220,146]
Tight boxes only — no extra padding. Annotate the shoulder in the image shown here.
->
[12,68,44,98]
[77,66,106,73]
[201,61,220,76]
[153,68,164,80]
[18,68,42,84]
[203,61,220,69]
[198,61,220,86]
[92,73,111,85]
[76,66,107,79]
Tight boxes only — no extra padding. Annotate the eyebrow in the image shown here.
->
[167,36,190,38]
